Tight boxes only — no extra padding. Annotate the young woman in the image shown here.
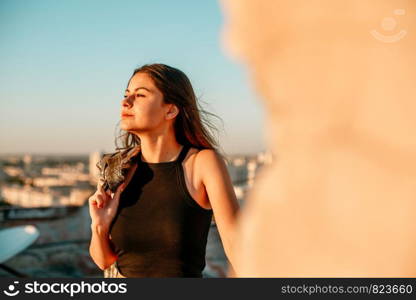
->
[88,64,240,277]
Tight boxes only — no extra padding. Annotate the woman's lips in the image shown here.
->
[121,114,134,118]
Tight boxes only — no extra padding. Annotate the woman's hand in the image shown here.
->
[88,180,126,230]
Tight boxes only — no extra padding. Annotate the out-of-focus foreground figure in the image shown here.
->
[220,0,416,276]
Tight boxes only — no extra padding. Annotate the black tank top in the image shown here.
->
[109,145,213,277]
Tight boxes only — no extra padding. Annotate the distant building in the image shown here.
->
[23,154,32,173]
[226,157,248,185]
[36,164,90,187]
[1,185,92,207]
[0,161,8,181]
[257,149,274,165]
[247,159,258,188]
[23,154,32,165]
[2,166,24,177]
[224,150,275,204]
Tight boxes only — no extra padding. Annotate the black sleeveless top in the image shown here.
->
[109,145,213,277]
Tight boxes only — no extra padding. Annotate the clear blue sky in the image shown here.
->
[0,0,265,155]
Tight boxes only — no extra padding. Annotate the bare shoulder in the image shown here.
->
[195,148,223,162]
[198,149,221,160]
[194,148,227,177]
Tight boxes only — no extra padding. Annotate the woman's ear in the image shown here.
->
[166,104,179,120]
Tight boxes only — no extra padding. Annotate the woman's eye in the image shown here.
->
[136,94,144,97]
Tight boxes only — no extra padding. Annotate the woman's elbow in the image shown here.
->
[89,250,117,271]
[95,257,117,271]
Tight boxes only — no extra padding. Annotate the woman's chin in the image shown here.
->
[120,122,132,131]
[120,122,147,133]
[121,125,141,134]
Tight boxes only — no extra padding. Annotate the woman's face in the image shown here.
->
[120,72,173,133]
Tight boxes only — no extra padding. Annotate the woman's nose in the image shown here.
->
[122,95,133,107]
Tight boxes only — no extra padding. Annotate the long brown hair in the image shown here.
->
[114,63,223,156]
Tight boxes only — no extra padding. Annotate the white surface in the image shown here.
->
[0,225,39,263]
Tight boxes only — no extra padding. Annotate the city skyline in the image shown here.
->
[0,0,266,156]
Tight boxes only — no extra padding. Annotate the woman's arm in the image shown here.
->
[89,224,118,270]
[197,149,241,273]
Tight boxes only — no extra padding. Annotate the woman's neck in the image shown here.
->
[136,131,183,163]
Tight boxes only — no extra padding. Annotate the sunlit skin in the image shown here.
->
[90,72,240,274]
